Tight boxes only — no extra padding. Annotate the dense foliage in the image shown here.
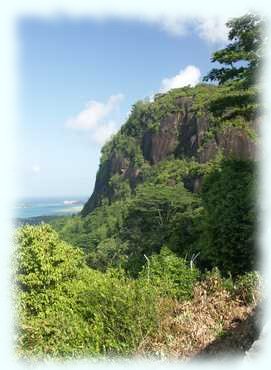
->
[51,155,256,277]
[120,183,201,275]
[203,13,262,142]
[199,159,256,275]
[139,247,199,300]
[15,225,158,358]
[204,13,263,88]
[14,225,260,358]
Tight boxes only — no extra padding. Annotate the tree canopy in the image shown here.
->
[204,13,264,88]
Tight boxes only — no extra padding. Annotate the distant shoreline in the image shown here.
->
[13,213,78,227]
[14,197,87,220]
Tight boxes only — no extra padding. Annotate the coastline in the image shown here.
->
[13,214,69,228]
[14,196,87,221]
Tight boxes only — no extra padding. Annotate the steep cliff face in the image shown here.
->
[82,85,257,216]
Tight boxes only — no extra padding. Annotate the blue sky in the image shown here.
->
[17,16,227,198]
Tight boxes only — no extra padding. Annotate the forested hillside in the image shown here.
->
[15,14,263,359]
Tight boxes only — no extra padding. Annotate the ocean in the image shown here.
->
[14,196,88,219]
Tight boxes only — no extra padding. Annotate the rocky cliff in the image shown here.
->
[82,84,257,216]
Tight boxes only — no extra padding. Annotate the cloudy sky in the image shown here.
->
[17,16,228,198]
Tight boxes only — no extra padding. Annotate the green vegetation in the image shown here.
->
[199,159,256,275]
[203,14,262,141]
[50,156,256,277]
[15,225,260,359]
[139,247,199,300]
[204,14,263,88]
[15,13,262,359]
[15,225,158,358]
[120,183,201,275]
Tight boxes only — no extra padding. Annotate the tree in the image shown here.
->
[120,183,201,275]
[204,13,264,88]
[14,224,92,357]
[199,159,256,276]
[202,13,263,132]
[15,224,85,298]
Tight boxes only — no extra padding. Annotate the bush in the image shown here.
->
[76,268,158,355]
[200,267,234,295]
[14,225,90,357]
[15,225,158,358]
[15,224,85,302]
[234,271,261,304]
[139,247,199,300]
[200,268,261,305]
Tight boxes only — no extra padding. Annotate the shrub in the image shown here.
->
[234,271,261,304]
[139,247,199,300]
[200,267,234,295]
[14,225,90,357]
[200,268,261,305]
[15,224,85,303]
[139,267,259,358]
[76,268,158,355]
[14,225,158,358]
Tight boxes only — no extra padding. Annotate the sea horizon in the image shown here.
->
[14,195,89,219]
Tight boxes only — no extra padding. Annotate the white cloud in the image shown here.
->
[196,16,228,43]
[157,15,228,43]
[158,16,188,36]
[67,94,123,130]
[32,165,40,174]
[92,121,118,145]
[66,94,124,145]
[160,65,201,93]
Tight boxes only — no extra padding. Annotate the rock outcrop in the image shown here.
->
[82,87,257,216]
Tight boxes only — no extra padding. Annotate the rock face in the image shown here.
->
[142,113,179,164]
[82,92,257,216]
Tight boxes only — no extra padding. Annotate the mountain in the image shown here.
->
[82,84,257,216]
